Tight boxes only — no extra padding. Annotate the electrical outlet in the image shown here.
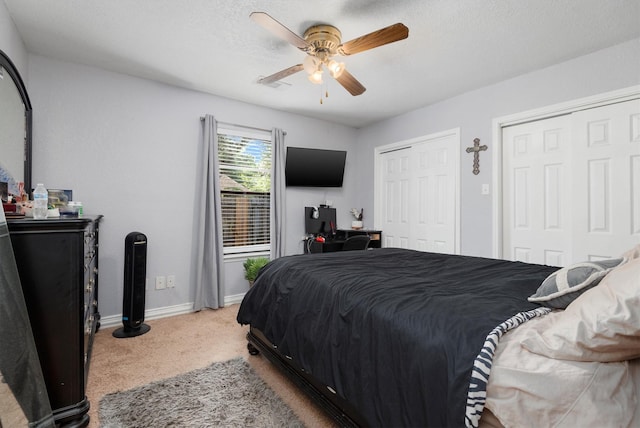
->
[155,276,166,290]
[167,275,175,288]
[481,184,490,195]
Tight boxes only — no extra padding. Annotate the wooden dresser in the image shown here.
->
[7,215,102,427]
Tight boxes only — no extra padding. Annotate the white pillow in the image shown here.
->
[527,258,625,309]
[622,243,640,260]
[521,257,640,362]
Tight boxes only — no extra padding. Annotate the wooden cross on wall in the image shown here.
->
[466,138,488,175]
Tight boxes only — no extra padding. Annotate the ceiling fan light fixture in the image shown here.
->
[303,55,321,74]
[308,70,323,84]
[327,60,345,78]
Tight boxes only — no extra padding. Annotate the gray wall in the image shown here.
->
[353,38,640,257]
[0,1,26,76]
[24,54,358,318]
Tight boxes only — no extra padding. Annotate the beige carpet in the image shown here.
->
[0,374,28,427]
[87,304,335,427]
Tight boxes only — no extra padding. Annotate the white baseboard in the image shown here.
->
[99,294,246,328]
[224,293,246,305]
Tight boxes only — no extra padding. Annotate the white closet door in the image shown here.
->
[571,99,640,260]
[380,147,412,249]
[502,115,573,265]
[411,136,457,253]
[378,134,458,253]
[502,98,640,265]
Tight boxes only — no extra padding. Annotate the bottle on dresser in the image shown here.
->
[32,183,48,220]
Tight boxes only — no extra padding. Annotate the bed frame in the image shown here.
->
[246,326,367,427]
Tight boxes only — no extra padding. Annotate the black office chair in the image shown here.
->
[342,235,371,251]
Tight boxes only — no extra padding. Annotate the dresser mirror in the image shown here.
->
[0,49,32,198]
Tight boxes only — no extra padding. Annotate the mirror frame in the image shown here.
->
[0,49,32,196]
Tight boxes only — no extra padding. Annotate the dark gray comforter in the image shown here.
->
[237,248,556,427]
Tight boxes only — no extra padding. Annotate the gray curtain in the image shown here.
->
[194,115,225,310]
[270,128,286,259]
[0,210,55,427]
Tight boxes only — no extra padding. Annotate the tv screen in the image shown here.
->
[285,147,346,187]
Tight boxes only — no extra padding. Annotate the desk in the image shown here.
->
[337,229,382,248]
[304,229,382,254]
[305,239,344,254]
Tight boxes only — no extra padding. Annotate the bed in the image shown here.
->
[236,247,640,427]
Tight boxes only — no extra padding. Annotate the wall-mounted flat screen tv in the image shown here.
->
[285,147,347,187]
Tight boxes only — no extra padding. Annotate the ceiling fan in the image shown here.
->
[251,12,409,96]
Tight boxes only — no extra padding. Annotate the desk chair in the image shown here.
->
[342,235,371,251]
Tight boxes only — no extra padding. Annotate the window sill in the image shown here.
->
[224,251,270,261]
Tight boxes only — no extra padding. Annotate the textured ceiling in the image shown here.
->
[4,0,640,128]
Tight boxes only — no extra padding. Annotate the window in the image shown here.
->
[217,127,271,255]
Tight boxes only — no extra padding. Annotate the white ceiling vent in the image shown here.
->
[258,78,292,90]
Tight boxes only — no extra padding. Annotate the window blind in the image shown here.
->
[217,131,272,253]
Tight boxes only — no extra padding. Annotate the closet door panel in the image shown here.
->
[502,115,572,265]
[633,155,640,236]
[572,99,640,260]
[411,136,457,254]
[380,148,412,249]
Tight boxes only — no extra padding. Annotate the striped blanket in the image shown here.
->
[465,307,552,427]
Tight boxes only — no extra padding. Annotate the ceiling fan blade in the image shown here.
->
[250,12,310,52]
[257,64,304,85]
[338,23,409,56]
[335,69,366,96]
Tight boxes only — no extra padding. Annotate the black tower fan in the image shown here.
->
[113,232,150,338]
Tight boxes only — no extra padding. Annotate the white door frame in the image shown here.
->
[374,128,461,254]
[491,85,640,259]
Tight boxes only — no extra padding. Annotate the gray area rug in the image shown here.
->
[99,357,304,427]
